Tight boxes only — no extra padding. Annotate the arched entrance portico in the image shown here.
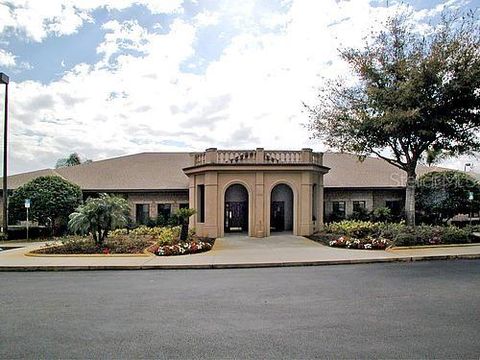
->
[224,184,249,233]
[270,183,294,233]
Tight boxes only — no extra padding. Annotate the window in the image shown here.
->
[353,201,366,213]
[135,204,150,225]
[179,203,189,210]
[312,184,317,221]
[157,203,171,220]
[197,185,205,223]
[386,200,403,216]
[332,201,346,218]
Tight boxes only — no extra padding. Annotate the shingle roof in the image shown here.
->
[3,151,461,191]
[322,152,448,188]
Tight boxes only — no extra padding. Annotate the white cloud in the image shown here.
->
[194,10,220,27]
[0,0,183,42]
[0,48,16,66]
[6,0,475,174]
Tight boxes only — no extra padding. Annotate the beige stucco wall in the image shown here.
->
[188,169,324,238]
[324,188,404,218]
[127,191,189,220]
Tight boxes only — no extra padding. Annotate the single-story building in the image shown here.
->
[1,148,449,238]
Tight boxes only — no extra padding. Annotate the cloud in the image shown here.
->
[194,10,220,27]
[0,49,16,66]
[0,0,184,42]
[5,0,474,174]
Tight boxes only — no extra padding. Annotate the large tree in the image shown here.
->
[416,171,480,224]
[307,12,480,225]
[9,176,83,235]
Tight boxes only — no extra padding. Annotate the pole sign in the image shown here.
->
[25,199,31,208]
[469,192,474,201]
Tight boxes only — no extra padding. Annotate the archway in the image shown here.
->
[270,184,294,232]
[224,184,249,233]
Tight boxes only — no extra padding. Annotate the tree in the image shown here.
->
[68,194,130,245]
[175,208,196,241]
[307,12,480,226]
[9,176,82,235]
[416,171,480,224]
[56,153,91,168]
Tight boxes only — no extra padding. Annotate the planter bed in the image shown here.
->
[31,236,155,255]
[311,220,480,250]
[147,238,215,256]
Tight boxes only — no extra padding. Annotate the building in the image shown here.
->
[2,148,448,238]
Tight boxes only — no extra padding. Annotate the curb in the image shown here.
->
[0,254,479,271]
[389,243,480,250]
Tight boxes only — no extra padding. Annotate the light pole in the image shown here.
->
[0,72,8,238]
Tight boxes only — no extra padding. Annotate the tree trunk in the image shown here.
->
[405,172,416,226]
[180,221,189,241]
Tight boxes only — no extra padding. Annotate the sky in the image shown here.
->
[0,0,478,174]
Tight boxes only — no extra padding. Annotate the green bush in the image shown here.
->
[393,232,418,246]
[348,207,370,221]
[378,221,408,240]
[371,207,392,223]
[322,220,475,247]
[325,220,380,238]
[129,225,181,245]
[441,226,470,244]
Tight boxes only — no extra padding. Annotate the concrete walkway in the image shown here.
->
[1,235,480,270]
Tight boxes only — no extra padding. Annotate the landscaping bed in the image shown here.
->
[310,220,480,250]
[31,226,215,256]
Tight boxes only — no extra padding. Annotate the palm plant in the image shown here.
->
[175,208,196,241]
[68,194,130,245]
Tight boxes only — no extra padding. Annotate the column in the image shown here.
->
[204,171,219,238]
[255,171,265,237]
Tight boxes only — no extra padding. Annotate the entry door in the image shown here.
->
[271,201,285,232]
[225,202,248,232]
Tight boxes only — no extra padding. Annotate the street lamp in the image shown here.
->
[0,72,8,238]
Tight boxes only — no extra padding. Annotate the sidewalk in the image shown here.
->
[0,235,479,271]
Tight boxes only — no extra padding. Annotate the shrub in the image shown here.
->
[348,207,370,221]
[110,228,128,237]
[377,221,408,240]
[371,207,392,223]
[441,226,471,244]
[129,225,181,245]
[393,232,418,246]
[325,220,380,238]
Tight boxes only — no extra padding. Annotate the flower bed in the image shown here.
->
[33,235,154,255]
[311,220,480,250]
[328,235,390,250]
[148,239,213,256]
[32,225,215,256]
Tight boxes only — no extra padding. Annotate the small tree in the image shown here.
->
[175,208,196,241]
[416,171,480,224]
[307,12,480,226]
[9,176,82,235]
[56,153,91,168]
[68,194,130,245]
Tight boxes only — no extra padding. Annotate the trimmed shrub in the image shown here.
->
[325,220,380,238]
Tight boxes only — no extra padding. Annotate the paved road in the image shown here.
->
[1,261,479,359]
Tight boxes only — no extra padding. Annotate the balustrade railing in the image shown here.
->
[193,149,323,166]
